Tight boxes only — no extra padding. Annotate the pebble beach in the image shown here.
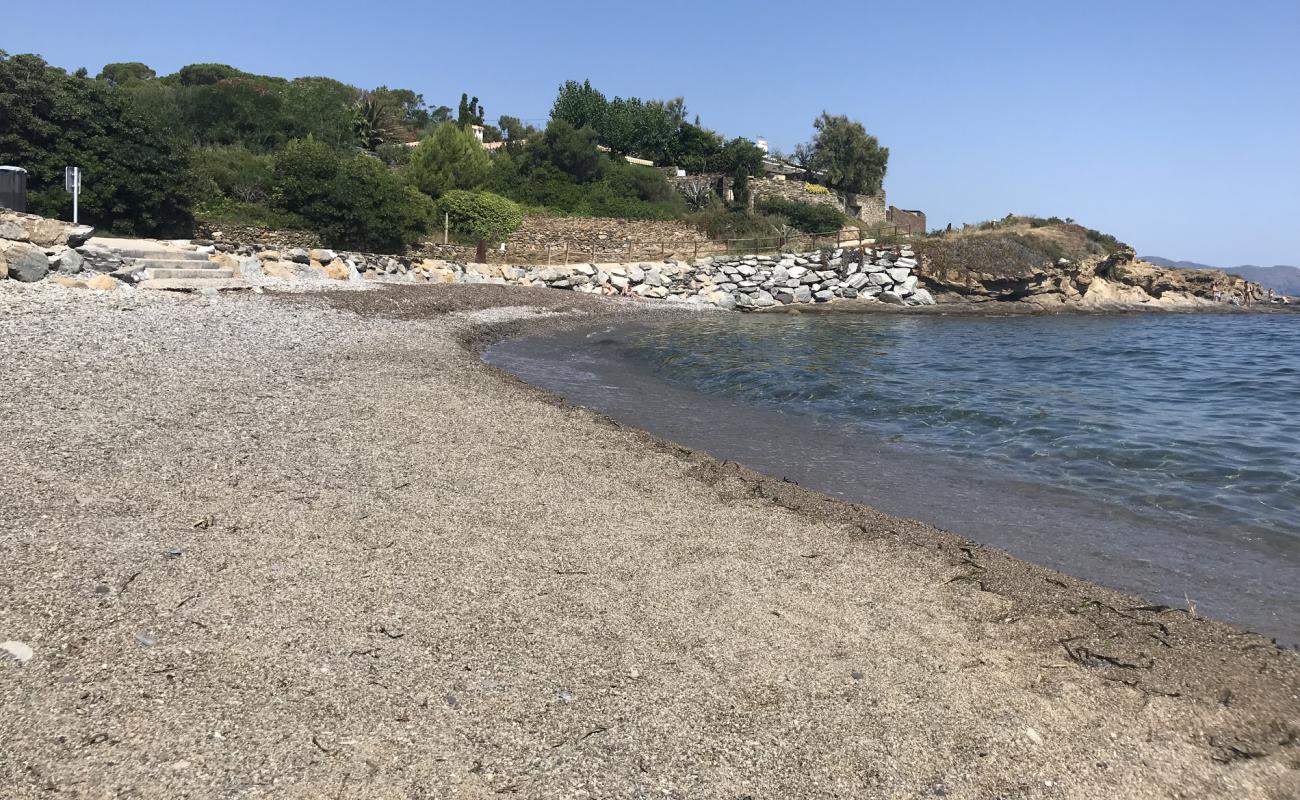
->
[1,280,1298,798]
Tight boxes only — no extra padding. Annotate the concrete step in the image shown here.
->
[139,277,253,292]
[134,258,224,271]
[116,248,211,261]
[143,267,236,280]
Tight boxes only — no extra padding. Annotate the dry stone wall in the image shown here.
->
[194,221,321,251]
[749,178,845,213]
[502,215,709,259]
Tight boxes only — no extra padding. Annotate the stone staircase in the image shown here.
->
[113,244,234,280]
[84,237,248,291]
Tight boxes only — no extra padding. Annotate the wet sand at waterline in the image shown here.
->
[1,281,1297,798]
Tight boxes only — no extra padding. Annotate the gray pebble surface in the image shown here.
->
[1,280,1297,799]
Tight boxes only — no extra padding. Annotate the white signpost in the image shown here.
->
[65,166,81,224]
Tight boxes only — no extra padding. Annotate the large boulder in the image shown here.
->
[0,240,50,282]
[50,248,84,274]
[0,211,93,248]
[909,288,936,306]
[0,219,28,241]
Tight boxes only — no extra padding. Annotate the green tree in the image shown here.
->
[371,85,430,131]
[272,138,432,252]
[717,137,765,207]
[435,190,523,242]
[436,189,522,261]
[0,53,193,236]
[428,105,452,126]
[281,78,358,148]
[602,97,679,161]
[648,96,687,124]
[523,119,603,183]
[497,115,537,143]
[407,123,490,198]
[172,63,247,86]
[182,77,286,150]
[457,92,484,127]
[96,61,155,86]
[671,122,723,173]
[802,112,889,195]
[550,79,607,131]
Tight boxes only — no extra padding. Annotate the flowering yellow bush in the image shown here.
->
[804,183,830,195]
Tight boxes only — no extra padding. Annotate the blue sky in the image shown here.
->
[5,0,1298,265]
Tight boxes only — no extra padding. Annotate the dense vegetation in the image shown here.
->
[0,53,193,236]
[1,54,892,252]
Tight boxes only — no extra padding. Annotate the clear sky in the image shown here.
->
[5,0,1298,266]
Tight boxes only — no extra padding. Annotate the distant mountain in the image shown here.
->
[1141,256,1300,295]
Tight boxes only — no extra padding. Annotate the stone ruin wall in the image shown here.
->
[665,173,886,226]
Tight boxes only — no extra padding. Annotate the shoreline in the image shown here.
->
[3,281,1298,797]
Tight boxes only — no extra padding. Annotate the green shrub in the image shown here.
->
[190,145,274,203]
[407,123,490,198]
[273,138,432,252]
[375,141,413,168]
[690,207,785,241]
[755,198,846,234]
[602,161,675,204]
[499,163,585,209]
[193,196,309,230]
[435,190,523,242]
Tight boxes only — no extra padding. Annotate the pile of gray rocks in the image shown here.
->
[458,246,934,311]
[0,211,98,282]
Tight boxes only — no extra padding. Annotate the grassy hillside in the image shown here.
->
[915,216,1129,278]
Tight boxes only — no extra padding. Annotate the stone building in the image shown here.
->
[886,206,927,236]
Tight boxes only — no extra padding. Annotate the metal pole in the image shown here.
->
[444,213,449,244]
[72,170,79,225]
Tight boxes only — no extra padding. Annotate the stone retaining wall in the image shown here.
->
[749,177,845,213]
[194,221,321,250]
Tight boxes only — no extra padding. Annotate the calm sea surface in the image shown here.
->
[486,312,1300,643]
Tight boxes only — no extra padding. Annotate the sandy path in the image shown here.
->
[1,282,1296,798]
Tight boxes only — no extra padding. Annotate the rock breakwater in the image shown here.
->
[423,247,933,311]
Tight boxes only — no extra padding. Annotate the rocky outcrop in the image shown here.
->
[915,239,1262,309]
[0,210,94,248]
[0,210,98,284]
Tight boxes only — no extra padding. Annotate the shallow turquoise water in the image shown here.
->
[487,312,1300,642]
